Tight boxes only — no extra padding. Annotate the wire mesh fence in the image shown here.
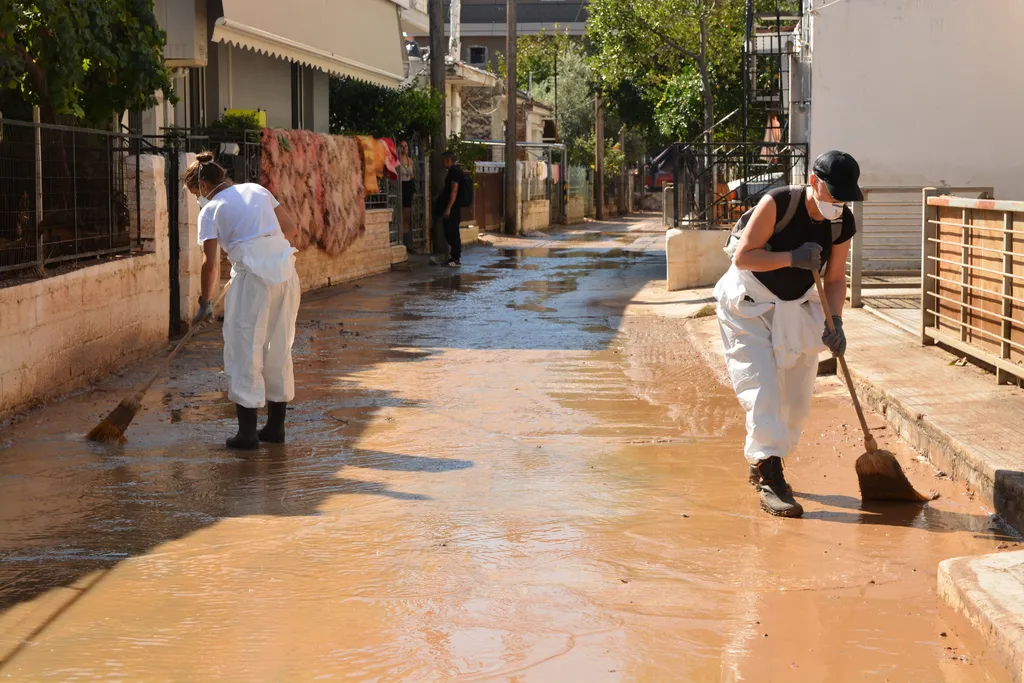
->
[0,118,139,277]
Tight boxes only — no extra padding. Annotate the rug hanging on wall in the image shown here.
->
[261,129,367,256]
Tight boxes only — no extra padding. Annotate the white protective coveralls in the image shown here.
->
[714,266,826,464]
[223,233,300,409]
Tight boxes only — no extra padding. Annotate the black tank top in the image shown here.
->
[752,186,857,301]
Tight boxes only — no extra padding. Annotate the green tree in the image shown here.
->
[529,45,594,166]
[587,0,748,147]
[0,0,174,125]
[330,78,443,140]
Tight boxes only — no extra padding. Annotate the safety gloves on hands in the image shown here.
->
[192,298,214,326]
[790,242,823,272]
[822,315,846,356]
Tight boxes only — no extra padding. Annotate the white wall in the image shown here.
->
[219,44,293,129]
[808,0,1024,199]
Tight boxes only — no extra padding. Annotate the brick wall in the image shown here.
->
[0,155,170,419]
[293,209,394,291]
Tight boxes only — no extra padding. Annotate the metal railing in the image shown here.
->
[922,193,1024,385]
[0,118,141,277]
[847,185,993,307]
[656,140,808,228]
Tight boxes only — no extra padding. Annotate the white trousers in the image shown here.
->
[715,268,825,464]
[223,268,301,409]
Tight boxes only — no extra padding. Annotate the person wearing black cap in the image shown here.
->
[714,150,862,518]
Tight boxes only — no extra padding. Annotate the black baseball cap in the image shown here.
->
[813,150,863,202]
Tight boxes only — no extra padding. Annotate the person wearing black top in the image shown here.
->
[714,150,863,518]
[435,151,466,267]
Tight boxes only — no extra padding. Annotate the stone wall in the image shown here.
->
[294,209,394,291]
[462,87,498,140]
[0,155,170,419]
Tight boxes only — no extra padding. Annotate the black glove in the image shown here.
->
[791,242,823,272]
[192,298,214,326]
[822,315,846,356]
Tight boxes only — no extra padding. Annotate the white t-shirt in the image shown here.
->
[197,183,282,252]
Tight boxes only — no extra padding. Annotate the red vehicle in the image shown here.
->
[645,168,673,190]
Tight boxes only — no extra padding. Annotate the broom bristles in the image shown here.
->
[856,450,931,502]
[85,395,142,444]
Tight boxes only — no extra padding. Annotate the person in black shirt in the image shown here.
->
[713,150,863,518]
[435,151,466,267]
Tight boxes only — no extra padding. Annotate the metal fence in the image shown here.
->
[364,136,427,250]
[160,128,262,184]
[922,194,1024,385]
[0,118,141,276]
[656,141,808,228]
[846,185,993,307]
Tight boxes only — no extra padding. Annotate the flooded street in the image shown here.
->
[0,220,1015,682]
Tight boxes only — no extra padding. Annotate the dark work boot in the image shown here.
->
[754,457,803,518]
[749,464,792,495]
[258,402,287,443]
[226,404,259,450]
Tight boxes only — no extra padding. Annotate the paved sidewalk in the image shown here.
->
[841,309,1024,531]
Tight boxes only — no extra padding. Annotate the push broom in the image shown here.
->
[86,282,230,444]
[813,273,929,502]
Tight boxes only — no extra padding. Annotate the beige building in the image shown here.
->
[796,0,1024,198]
[145,0,418,134]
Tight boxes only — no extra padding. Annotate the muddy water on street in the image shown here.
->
[0,232,1016,681]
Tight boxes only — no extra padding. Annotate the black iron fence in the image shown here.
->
[159,128,262,184]
[657,141,808,228]
[365,134,428,251]
[0,118,140,276]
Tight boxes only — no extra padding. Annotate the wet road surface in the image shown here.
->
[0,218,1017,681]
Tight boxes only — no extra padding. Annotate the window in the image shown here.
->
[291,62,305,129]
[187,67,206,130]
[468,46,488,66]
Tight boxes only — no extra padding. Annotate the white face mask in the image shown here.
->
[813,183,844,220]
[196,181,227,209]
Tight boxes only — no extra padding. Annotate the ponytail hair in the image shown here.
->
[183,151,228,192]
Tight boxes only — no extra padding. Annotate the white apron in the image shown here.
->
[714,266,827,463]
[223,234,301,409]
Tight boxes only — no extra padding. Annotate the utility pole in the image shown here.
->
[619,127,627,214]
[503,0,518,234]
[594,94,604,221]
[429,0,447,255]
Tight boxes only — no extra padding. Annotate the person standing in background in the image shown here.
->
[435,151,467,268]
[399,141,416,250]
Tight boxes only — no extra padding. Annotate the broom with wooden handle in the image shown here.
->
[86,282,231,444]
[813,273,929,502]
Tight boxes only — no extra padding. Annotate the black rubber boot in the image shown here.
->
[754,457,803,518]
[749,464,792,495]
[258,402,287,443]
[226,404,259,450]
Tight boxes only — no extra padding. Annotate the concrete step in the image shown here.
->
[939,551,1024,682]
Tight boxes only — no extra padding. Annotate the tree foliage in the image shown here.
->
[0,0,173,125]
[329,77,443,140]
[587,0,749,144]
[528,45,595,166]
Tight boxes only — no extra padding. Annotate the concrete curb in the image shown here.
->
[939,551,1024,683]
[841,363,1024,534]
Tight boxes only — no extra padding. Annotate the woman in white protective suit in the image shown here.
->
[185,152,301,450]
[715,150,862,518]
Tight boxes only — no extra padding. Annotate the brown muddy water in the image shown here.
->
[0,230,1016,681]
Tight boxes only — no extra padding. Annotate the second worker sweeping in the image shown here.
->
[184,152,302,450]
